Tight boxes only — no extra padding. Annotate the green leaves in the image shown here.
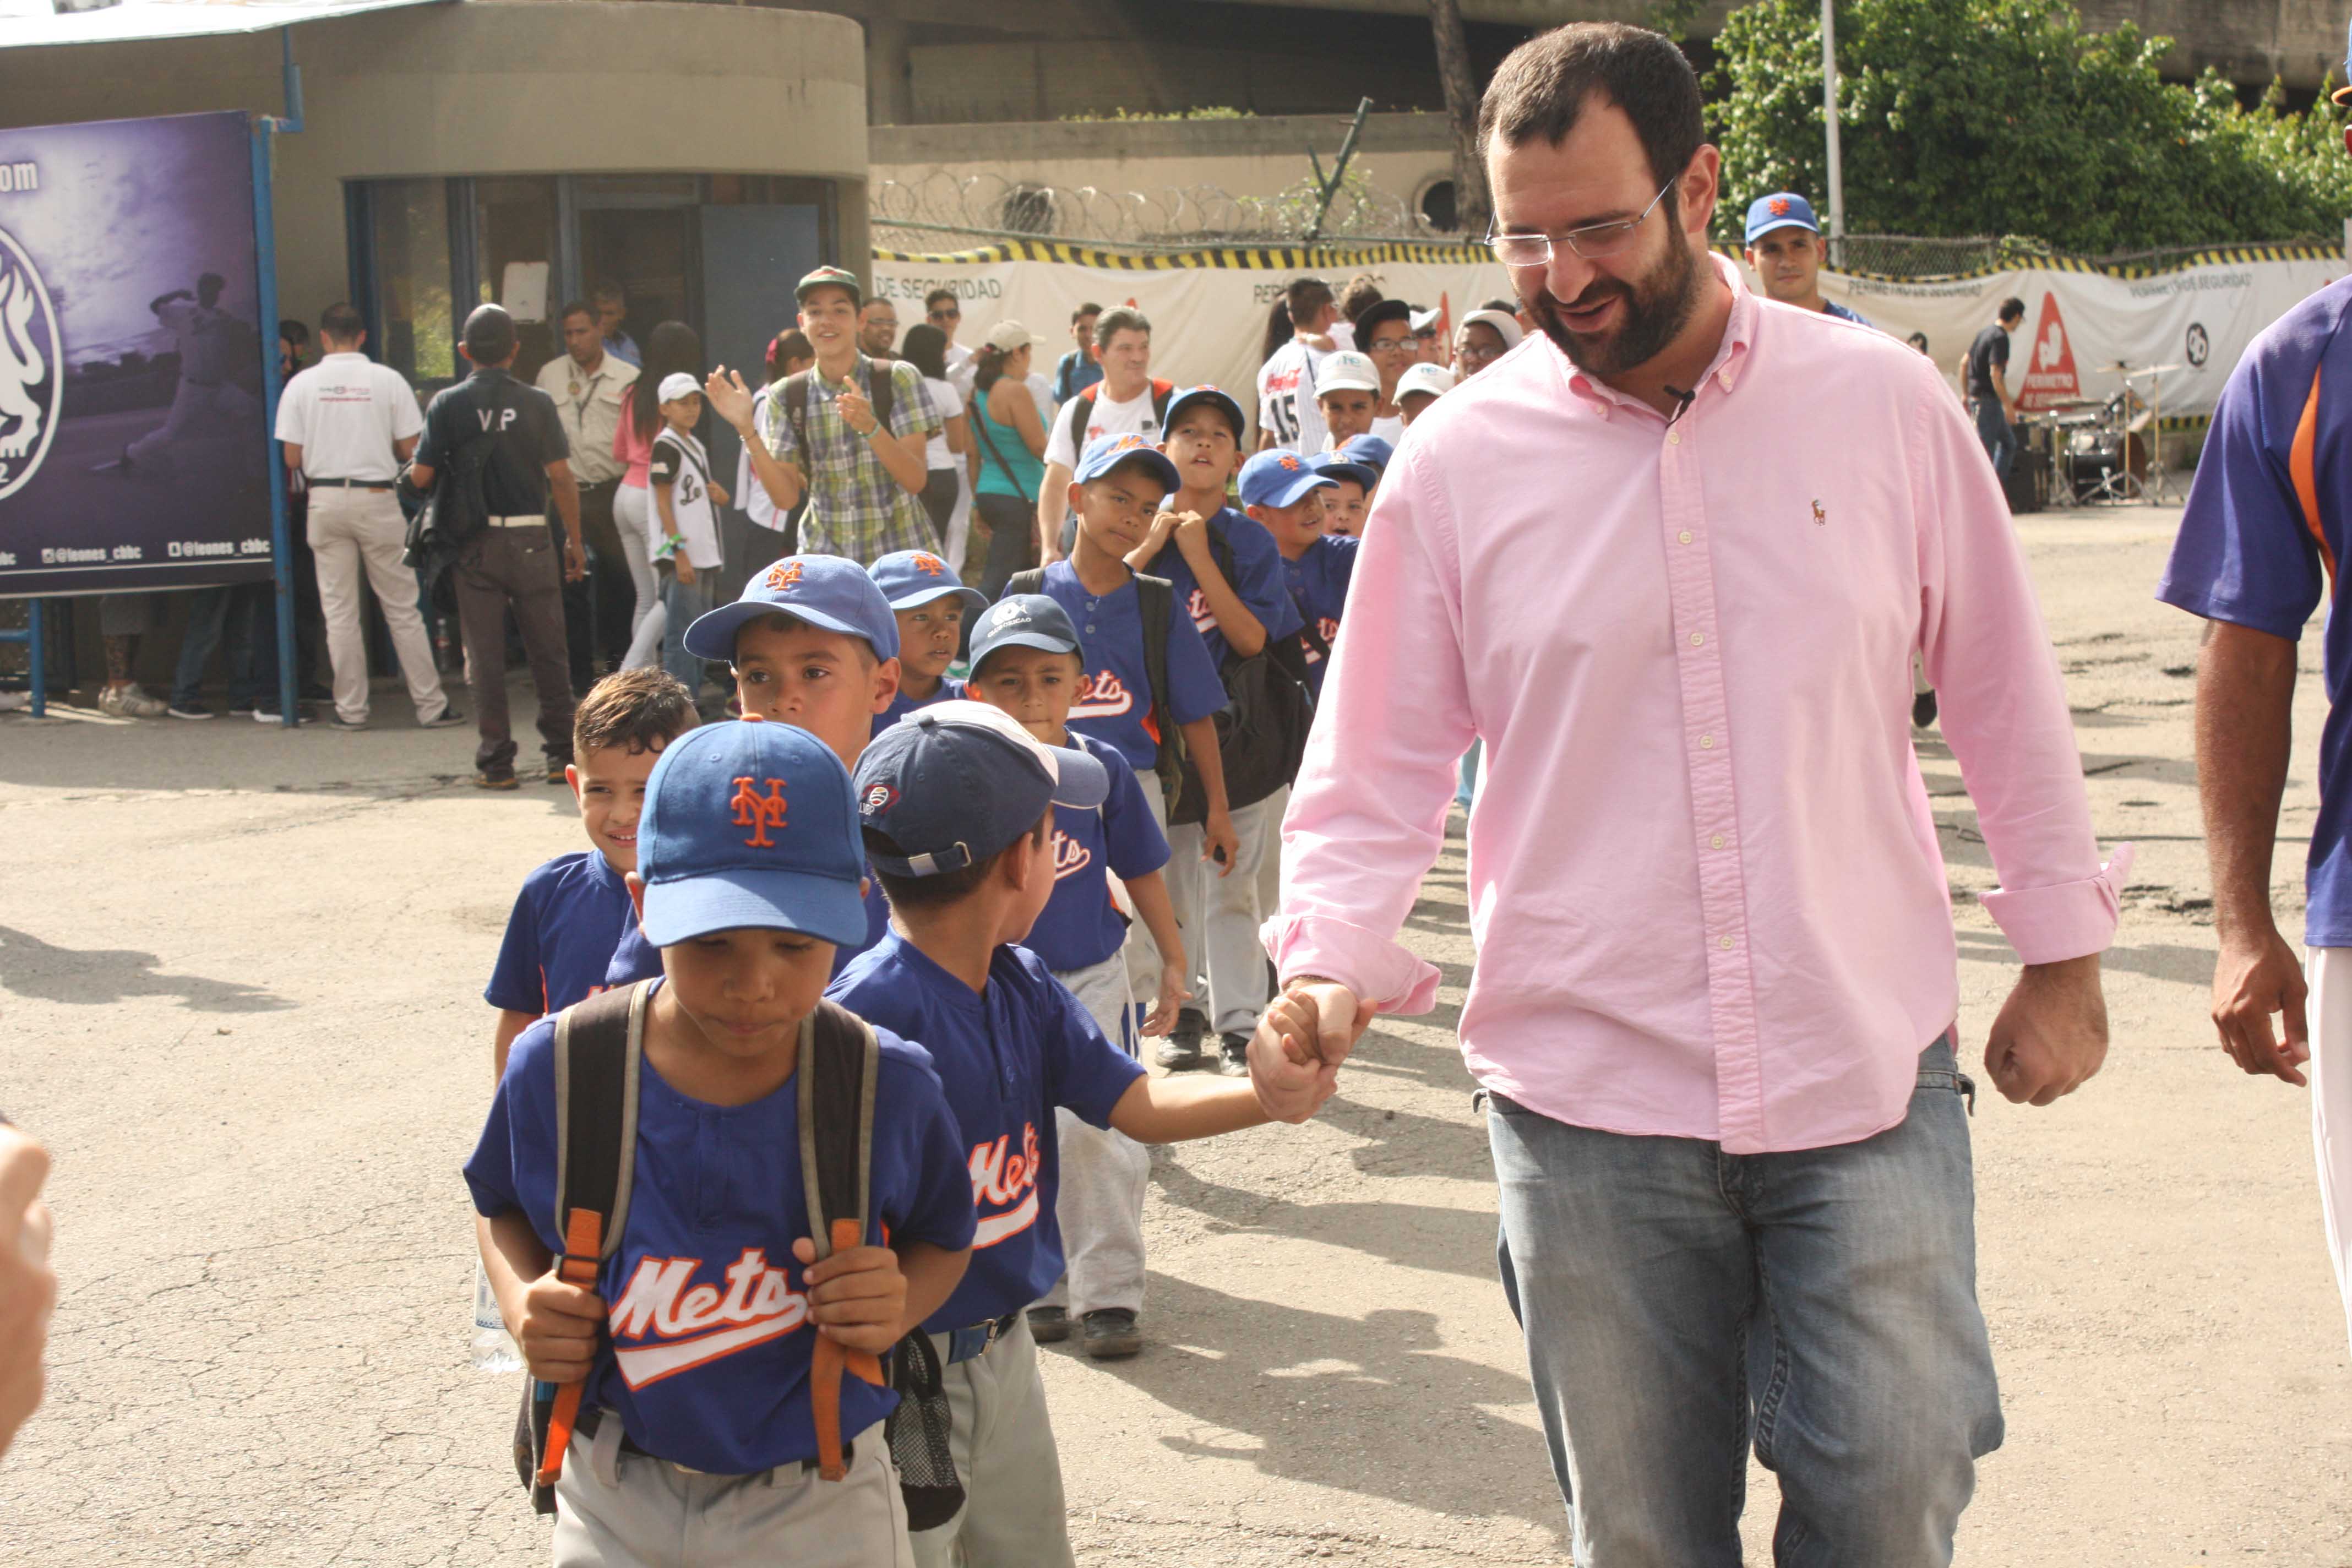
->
[1708,0,2352,252]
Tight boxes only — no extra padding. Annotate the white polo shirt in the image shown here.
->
[274,352,424,482]
[1043,382,1161,471]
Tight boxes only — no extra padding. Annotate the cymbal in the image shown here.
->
[2099,363,2182,378]
[2046,398,2103,409]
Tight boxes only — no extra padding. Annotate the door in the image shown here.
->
[699,204,819,589]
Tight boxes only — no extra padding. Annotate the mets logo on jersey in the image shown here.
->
[967,1122,1044,1247]
[1070,670,1134,718]
[731,776,788,846]
[1050,829,1092,881]
[0,224,61,503]
[607,1248,810,1388]
[1185,589,1215,637]
[764,560,804,592]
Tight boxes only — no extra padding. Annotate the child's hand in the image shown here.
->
[1204,808,1240,879]
[674,555,696,587]
[1142,509,1182,553]
[1169,510,1210,551]
[516,1268,605,1384]
[1248,1007,1337,1124]
[792,1237,908,1355]
[1143,961,1189,1038]
[709,481,730,508]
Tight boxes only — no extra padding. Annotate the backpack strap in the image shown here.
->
[799,998,886,1482]
[1133,570,1186,815]
[1004,567,1047,599]
[780,369,816,469]
[530,981,651,1504]
[861,356,897,434]
[1148,378,1175,426]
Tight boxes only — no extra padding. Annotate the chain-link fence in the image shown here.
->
[870,170,1433,254]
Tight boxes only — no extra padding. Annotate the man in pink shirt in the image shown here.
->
[1253,23,2128,1562]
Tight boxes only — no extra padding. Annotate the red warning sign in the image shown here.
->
[2015,292,2082,412]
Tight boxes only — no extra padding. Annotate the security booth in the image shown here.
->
[0,0,869,714]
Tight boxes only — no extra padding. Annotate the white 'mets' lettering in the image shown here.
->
[605,1248,810,1387]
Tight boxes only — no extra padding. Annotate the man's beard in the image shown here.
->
[1529,227,1705,380]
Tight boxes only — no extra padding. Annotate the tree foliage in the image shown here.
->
[1709,0,2352,252]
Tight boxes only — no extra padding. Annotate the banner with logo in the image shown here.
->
[0,111,271,597]
[875,242,2345,437]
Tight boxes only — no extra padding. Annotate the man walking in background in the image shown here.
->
[1967,297,2026,477]
[536,300,639,688]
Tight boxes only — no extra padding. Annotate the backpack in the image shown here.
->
[1162,524,1316,826]
[1006,567,1187,819]
[510,983,960,1525]
[1053,377,1175,460]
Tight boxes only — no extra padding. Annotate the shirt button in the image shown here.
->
[1678,530,1693,545]
[1718,935,1734,950]
[1699,734,1715,749]
[1667,432,1682,445]
[1689,633,1704,647]
[1711,834,1726,850]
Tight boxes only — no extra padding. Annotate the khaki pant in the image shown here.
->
[908,1315,1074,1568]
[552,1414,910,1568]
[306,486,448,725]
[454,523,574,774]
[1041,954,1150,1317]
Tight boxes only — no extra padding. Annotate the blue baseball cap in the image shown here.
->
[1074,432,1181,496]
[635,715,869,947]
[967,594,1084,674]
[1337,433,1392,477]
[854,701,1110,878]
[1162,384,1246,442]
[1238,448,1337,509]
[684,554,901,663]
[1744,192,1821,245]
[1310,451,1379,492]
[869,549,988,616]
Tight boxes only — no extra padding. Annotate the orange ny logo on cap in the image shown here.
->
[1768,196,1792,217]
[1278,454,1302,471]
[764,562,804,592]
[911,552,945,576]
[730,776,788,847]
[1114,434,1146,451]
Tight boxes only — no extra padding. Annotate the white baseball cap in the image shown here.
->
[1315,350,1380,396]
[1460,309,1525,351]
[1396,362,1456,404]
[657,371,701,402]
[984,320,1033,353]
[1408,306,1443,334]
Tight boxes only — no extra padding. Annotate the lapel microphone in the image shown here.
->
[1662,385,1697,429]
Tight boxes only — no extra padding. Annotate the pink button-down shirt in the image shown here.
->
[1266,259,2130,1154]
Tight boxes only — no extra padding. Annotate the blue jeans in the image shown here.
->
[171,581,273,710]
[660,571,720,701]
[1970,399,2015,479]
[1487,1036,2000,1566]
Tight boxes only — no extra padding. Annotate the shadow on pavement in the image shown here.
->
[0,924,290,1011]
[1150,1153,1501,1280]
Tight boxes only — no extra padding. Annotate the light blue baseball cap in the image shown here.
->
[1744,192,1821,245]
[684,554,901,663]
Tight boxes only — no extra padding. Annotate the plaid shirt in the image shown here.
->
[756,356,940,565]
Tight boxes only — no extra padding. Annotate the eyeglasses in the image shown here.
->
[1486,178,1676,267]
[928,306,960,322]
[1366,336,1417,356]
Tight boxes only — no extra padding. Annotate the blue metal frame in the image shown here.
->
[0,599,42,717]
[253,28,306,727]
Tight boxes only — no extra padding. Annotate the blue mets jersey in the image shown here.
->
[484,851,635,1016]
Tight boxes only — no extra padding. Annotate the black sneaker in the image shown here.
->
[1217,1031,1251,1078]
[1155,1007,1208,1071]
[417,706,466,730]
[546,757,572,785]
[476,768,520,791]
[1080,1308,1142,1359]
[1912,689,1939,731]
[1027,1305,1070,1344]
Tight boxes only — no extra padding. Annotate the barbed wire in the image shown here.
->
[869,170,1434,252]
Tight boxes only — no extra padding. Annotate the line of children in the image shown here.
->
[470,714,979,1566]
[830,701,1330,1568]
[962,595,1188,1357]
[867,548,986,736]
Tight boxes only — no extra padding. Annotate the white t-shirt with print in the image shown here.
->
[1043,383,1161,471]
[650,427,722,569]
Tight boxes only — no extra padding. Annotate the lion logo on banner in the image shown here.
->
[0,225,61,500]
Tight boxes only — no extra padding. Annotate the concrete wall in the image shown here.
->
[0,0,874,322]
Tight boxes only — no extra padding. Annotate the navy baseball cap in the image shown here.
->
[635,715,868,947]
[967,594,1084,674]
[856,701,1110,877]
[1337,433,1393,477]
[1310,451,1380,492]
[869,549,988,616]
[1162,384,1246,442]
[684,554,901,663]
[1074,432,1181,496]
[1238,448,1337,509]
[1744,193,1821,245]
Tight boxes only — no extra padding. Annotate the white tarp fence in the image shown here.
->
[874,247,2347,429]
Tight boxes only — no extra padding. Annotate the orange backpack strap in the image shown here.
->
[799,1002,885,1480]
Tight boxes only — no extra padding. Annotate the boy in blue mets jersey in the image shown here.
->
[487,668,699,1080]
[868,548,987,736]
[469,715,976,1567]
[1276,453,1363,699]
[829,701,1331,1568]
[603,556,903,989]
[963,595,1186,1356]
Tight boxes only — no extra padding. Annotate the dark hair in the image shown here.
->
[1261,298,1295,361]
[923,288,959,311]
[574,667,698,758]
[592,280,625,304]
[279,318,310,346]
[900,323,950,381]
[736,610,881,667]
[973,343,1016,393]
[1285,276,1334,322]
[630,320,704,439]
[197,272,226,304]
[318,302,363,342]
[1478,23,1704,194]
[462,303,518,364]
[1071,302,1102,325]
[557,300,595,327]
[767,329,813,378]
[1999,296,2027,323]
[1093,306,1151,350]
[863,815,1050,913]
[1337,275,1384,324]
[1479,296,1518,314]
[1357,297,1415,339]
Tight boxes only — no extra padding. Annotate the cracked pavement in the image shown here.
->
[3,502,2348,1563]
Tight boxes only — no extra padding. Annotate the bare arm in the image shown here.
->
[1989,363,2013,418]
[1170,518,1267,657]
[547,462,585,581]
[1122,868,1187,1036]
[706,369,806,510]
[890,1240,967,1336]
[478,1210,601,1384]
[994,382,1047,456]
[1179,714,1238,875]
[282,441,304,471]
[395,434,418,464]
[2198,619,2309,1085]
[492,1010,535,1082]
[1107,1071,1268,1143]
[1036,463,1075,564]
[945,411,970,458]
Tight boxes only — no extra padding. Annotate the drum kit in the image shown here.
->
[2024,362,2182,507]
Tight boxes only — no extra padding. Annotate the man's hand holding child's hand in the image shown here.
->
[517,1268,605,1384]
[792,1238,908,1355]
[1246,1004,1338,1124]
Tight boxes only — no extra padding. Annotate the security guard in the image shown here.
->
[407,304,584,790]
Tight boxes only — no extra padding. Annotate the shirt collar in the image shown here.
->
[1558,252,1757,419]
